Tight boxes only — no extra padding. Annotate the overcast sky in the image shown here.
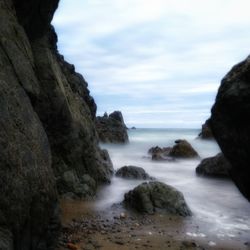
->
[53,0,250,128]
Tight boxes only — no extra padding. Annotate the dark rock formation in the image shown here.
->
[196,153,231,177]
[148,140,199,161]
[0,0,113,248]
[115,166,154,180]
[124,182,191,216]
[211,56,250,201]
[169,140,199,158]
[198,118,214,139]
[96,111,129,143]
[148,146,173,161]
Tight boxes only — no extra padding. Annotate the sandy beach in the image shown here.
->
[57,200,250,250]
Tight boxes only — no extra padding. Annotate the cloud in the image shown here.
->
[53,0,250,128]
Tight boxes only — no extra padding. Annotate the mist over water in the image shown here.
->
[97,128,250,240]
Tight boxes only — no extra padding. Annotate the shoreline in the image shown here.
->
[57,199,250,250]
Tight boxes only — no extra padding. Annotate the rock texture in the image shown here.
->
[196,153,231,177]
[169,140,199,158]
[124,182,191,216]
[115,166,154,180]
[148,140,199,161]
[96,111,129,143]
[198,118,214,139]
[148,146,173,161]
[211,56,250,200]
[0,0,113,248]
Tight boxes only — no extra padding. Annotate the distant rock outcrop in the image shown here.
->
[115,166,154,180]
[0,0,113,248]
[96,111,129,143]
[124,182,191,216]
[211,55,250,201]
[198,118,214,139]
[196,153,231,177]
[148,140,199,161]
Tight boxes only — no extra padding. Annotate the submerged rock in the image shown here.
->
[198,118,214,139]
[115,166,154,180]
[211,55,250,200]
[96,111,129,143]
[148,146,173,161]
[169,140,199,158]
[124,181,191,216]
[196,153,231,177]
[148,140,199,161]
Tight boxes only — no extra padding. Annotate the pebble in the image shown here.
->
[120,212,127,219]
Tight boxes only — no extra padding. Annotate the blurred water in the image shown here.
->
[97,128,250,239]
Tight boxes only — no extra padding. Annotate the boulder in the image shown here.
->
[124,181,191,216]
[196,153,231,177]
[96,111,129,143]
[169,140,199,158]
[211,55,250,200]
[148,146,173,161]
[198,118,214,139]
[115,166,154,180]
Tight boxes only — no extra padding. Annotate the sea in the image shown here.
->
[97,128,250,242]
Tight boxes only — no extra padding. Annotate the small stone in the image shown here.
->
[120,212,127,219]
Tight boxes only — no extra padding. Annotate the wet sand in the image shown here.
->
[57,199,250,250]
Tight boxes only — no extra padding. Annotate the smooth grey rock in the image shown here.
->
[124,181,191,216]
[115,166,154,180]
[196,153,231,177]
[169,140,199,158]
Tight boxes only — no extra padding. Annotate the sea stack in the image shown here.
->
[96,111,129,143]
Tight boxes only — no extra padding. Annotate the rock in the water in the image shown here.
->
[96,111,129,143]
[198,118,214,139]
[211,55,250,200]
[169,140,199,158]
[148,146,173,161]
[115,166,154,180]
[124,182,191,216]
[196,153,231,177]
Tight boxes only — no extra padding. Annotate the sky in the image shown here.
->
[52,0,250,128]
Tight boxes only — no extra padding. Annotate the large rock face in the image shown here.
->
[96,111,129,143]
[211,56,250,201]
[0,0,113,248]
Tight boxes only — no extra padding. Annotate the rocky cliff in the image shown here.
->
[0,0,113,249]
[211,55,250,201]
